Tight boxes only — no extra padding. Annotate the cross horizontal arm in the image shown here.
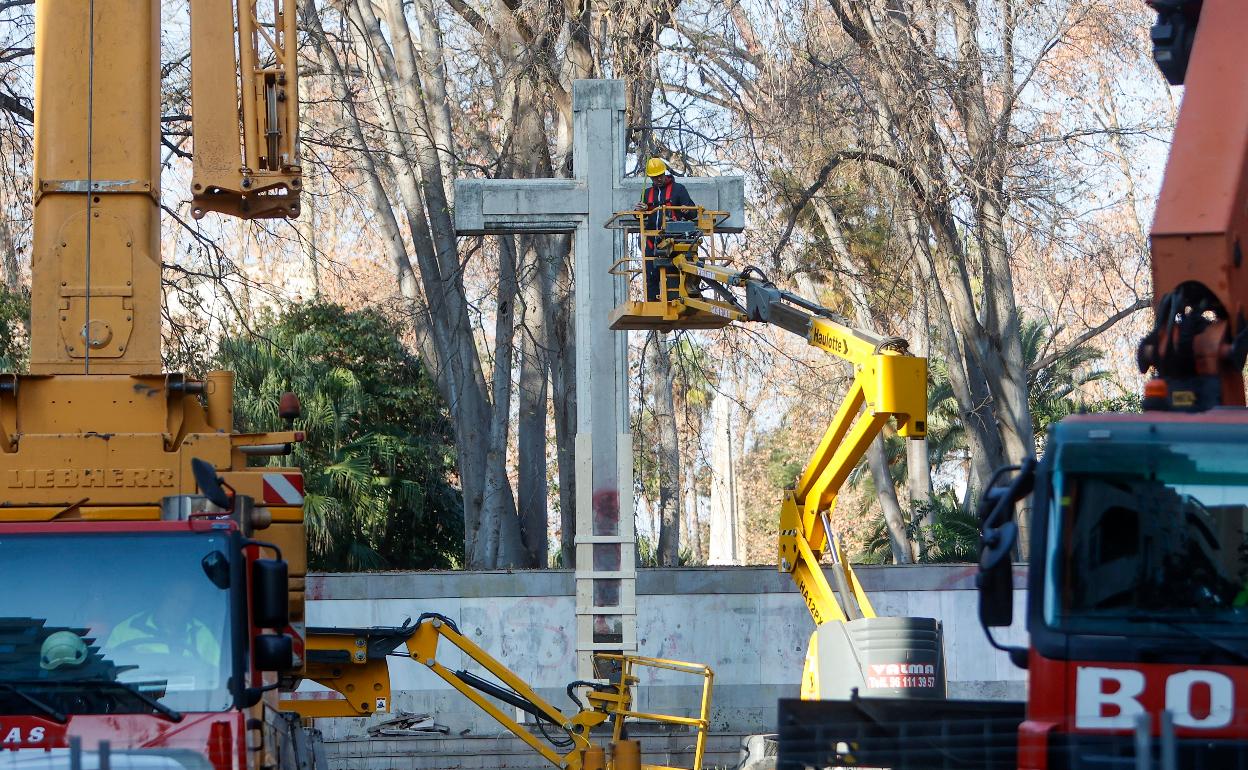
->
[454,179,589,234]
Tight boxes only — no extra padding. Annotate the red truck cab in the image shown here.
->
[0,515,301,770]
[980,411,1248,768]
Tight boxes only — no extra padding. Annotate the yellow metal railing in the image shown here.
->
[606,205,740,331]
[590,654,715,770]
[606,206,730,280]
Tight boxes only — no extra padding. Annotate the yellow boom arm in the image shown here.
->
[607,206,927,625]
[285,619,714,770]
[189,0,301,220]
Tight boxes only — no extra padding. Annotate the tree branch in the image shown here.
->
[0,92,32,122]
[1030,298,1150,374]
[161,135,193,159]
[0,47,32,63]
[444,0,495,43]
[766,149,913,265]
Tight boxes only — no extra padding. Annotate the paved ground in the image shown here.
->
[325,728,750,770]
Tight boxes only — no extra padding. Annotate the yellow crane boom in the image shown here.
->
[32,0,301,376]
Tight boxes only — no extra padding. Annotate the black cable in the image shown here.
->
[565,679,609,712]
[565,681,589,711]
[873,336,910,354]
[416,609,579,748]
[738,265,770,283]
[536,718,575,748]
[416,612,460,634]
[704,278,746,314]
[407,613,576,750]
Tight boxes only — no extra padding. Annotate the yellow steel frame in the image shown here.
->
[590,654,714,770]
[285,629,396,719]
[608,205,928,627]
[285,621,714,770]
[189,0,301,220]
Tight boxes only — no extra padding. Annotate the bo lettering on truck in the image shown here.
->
[1075,666,1235,729]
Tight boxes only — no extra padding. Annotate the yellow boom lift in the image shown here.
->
[0,2,711,770]
[609,205,944,702]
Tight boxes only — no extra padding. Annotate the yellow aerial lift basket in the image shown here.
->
[607,205,737,331]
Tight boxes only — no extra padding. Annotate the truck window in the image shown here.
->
[1045,440,1248,636]
[0,530,235,715]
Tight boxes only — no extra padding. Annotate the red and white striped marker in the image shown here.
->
[262,472,304,505]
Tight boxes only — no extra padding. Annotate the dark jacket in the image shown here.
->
[641,178,696,253]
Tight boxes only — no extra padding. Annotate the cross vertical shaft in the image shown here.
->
[571,80,635,676]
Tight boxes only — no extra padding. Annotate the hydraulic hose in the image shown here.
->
[452,669,563,726]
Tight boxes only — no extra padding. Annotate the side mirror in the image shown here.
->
[254,633,293,672]
[252,558,289,628]
[201,550,231,590]
[191,458,233,510]
[237,687,263,708]
[977,462,1035,529]
[977,538,1016,627]
[975,459,1036,630]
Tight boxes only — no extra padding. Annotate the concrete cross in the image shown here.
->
[455,79,745,677]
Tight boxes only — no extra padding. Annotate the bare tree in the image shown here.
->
[647,331,682,565]
[303,0,532,566]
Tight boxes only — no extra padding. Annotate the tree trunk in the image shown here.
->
[708,392,740,564]
[473,71,557,568]
[313,0,523,567]
[812,198,918,561]
[649,331,681,566]
[824,0,1032,552]
[506,71,561,569]
[546,236,578,567]
[0,191,21,292]
[947,0,1034,470]
[517,234,550,567]
[475,234,527,567]
[906,212,1004,491]
[866,436,914,564]
[684,461,699,563]
[399,0,458,192]
[947,0,1035,550]
[906,268,933,521]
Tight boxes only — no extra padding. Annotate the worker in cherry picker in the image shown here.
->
[641,157,696,300]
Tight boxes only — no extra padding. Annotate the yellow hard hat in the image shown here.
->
[645,158,669,177]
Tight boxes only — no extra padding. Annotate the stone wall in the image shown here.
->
[299,564,1028,742]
